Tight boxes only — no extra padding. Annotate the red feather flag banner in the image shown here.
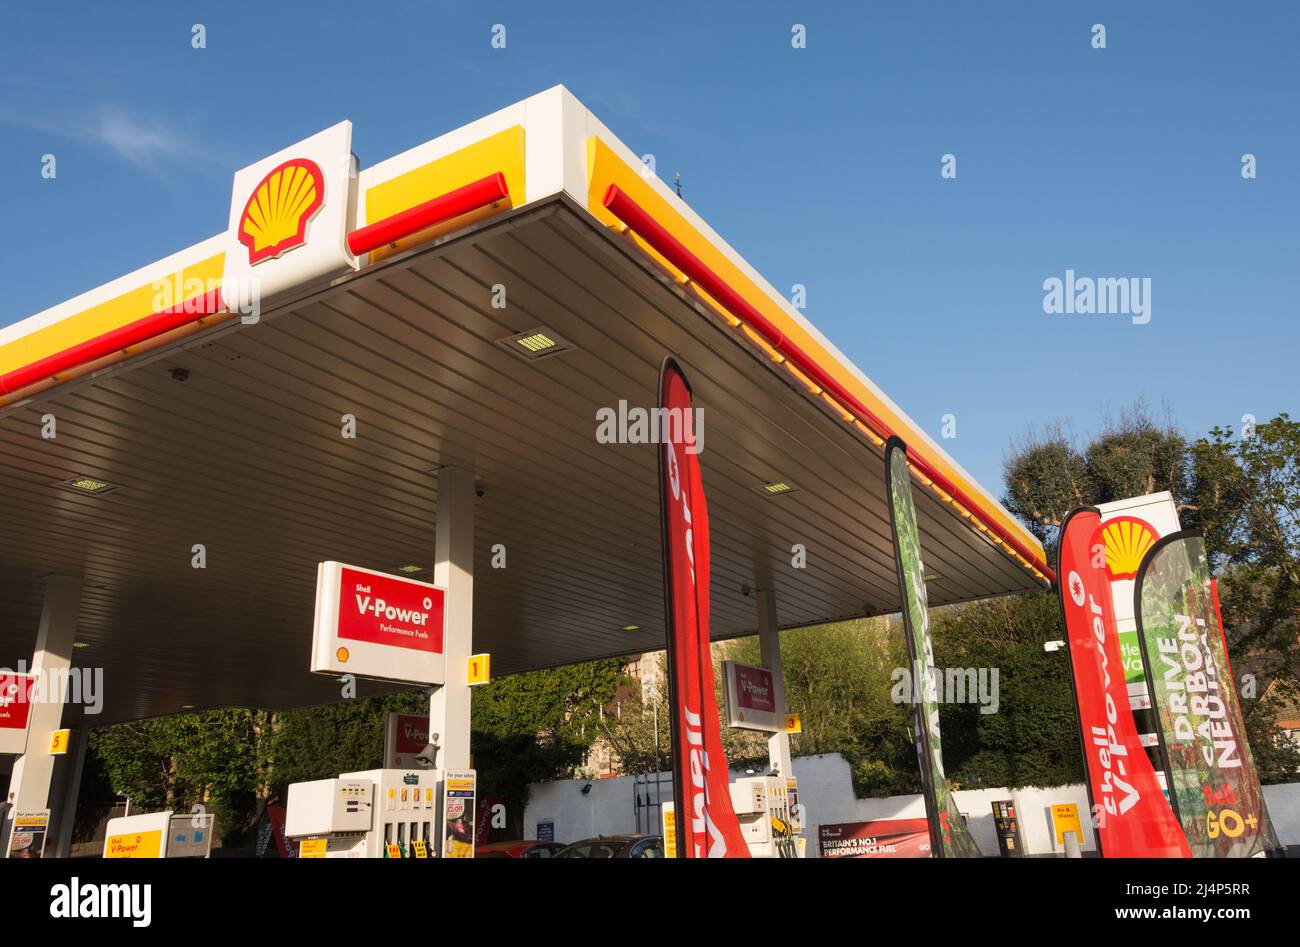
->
[1057,507,1190,857]
[657,357,750,858]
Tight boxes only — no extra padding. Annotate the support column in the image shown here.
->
[4,574,82,857]
[429,467,474,772]
[51,722,89,857]
[757,589,792,779]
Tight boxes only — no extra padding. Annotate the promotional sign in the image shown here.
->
[384,712,431,768]
[818,819,931,858]
[7,809,50,859]
[721,660,781,732]
[0,673,37,754]
[658,357,749,858]
[1135,531,1281,857]
[442,772,477,858]
[661,803,677,859]
[1098,493,1183,764]
[221,121,358,314]
[1057,507,1189,858]
[884,438,981,858]
[536,820,555,842]
[1050,803,1083,847]
[475,793,503,846]
[103,811,173,859]
[312,561,447,685]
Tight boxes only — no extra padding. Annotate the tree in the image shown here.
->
[723,619,920,796]
[1004,403,1188,554]
[1187,414,1300,679]
[930,592,1083,788]
[88,708,271,844]
[469,657,627,834]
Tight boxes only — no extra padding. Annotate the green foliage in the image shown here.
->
[270,690,425,789]
[1244,679,1300,783]
[930,592,1083,789]
[725,619,920,797]
[88,708,270,841]
[470,657,628,832]
[1187,414,1300,679]
[471,657,625,745]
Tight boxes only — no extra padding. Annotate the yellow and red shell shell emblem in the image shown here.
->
[1101,515,1159,580]
[237,158,325,265]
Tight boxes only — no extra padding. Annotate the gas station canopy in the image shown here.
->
[0,87,1050,724]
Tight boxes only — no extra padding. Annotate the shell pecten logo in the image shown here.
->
[1102,515,1158,580]
[237,158,325,265]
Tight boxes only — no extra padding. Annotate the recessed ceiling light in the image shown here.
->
[622,624,640,631]
[755,480,797,497]
[181,705,195,710]
[396,565,424,574]
[496,327,574,362]
[72,641,90,649]
[57,476,119,496]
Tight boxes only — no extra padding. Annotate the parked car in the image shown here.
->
[554,835,665,858]
[476,839,567,859]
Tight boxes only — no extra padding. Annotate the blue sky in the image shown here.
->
[1,1,1295,494]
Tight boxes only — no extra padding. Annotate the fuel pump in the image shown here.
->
[728,775,800,858]
[285,768,476,858]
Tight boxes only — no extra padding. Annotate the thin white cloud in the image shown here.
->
[90,108,193,171]
[0,103,229,176]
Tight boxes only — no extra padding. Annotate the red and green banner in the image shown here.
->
[658,357,749,858]
[1058,507,1190,857]
[884,438,981,858]
[1134,531,1281,857]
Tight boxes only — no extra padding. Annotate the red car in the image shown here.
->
[476,840,567,859]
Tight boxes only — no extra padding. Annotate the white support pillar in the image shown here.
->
[429,467,474,772]
[4,574,82,856]
[51,722,89,857]
[757,589,792,779]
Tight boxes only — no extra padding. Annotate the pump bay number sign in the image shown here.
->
[312,561,447,685]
